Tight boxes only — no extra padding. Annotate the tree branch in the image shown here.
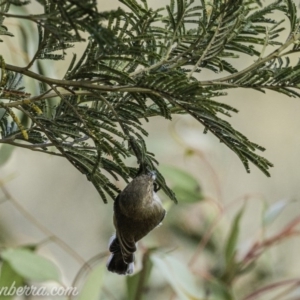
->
[201,33,300,85]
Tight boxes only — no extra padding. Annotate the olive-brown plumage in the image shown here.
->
[107,172,166,275]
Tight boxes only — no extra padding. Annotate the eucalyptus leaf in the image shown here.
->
[151,253,205,300]
[159,165,203,203]
[1,248,60,282]
[263,199,291,226]
[77,263,105,300]
[0,261,24,300]
[0,144,14,166]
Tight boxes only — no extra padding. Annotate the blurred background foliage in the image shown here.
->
[1,0,300,300]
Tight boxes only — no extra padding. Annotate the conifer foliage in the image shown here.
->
[1,0,299,202]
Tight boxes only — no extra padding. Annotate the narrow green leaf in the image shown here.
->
[285,0,297,32]
[166,5,176,31]
[225,205,245,266]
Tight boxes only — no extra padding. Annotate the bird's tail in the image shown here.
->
[106,235,134,275]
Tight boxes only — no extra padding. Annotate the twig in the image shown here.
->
[129,2,184,78]
[270,282,300,300]
[134,249,152,300]
[1,141,64,157]
[241,215,300,266]
[71,252,117,300]
[188,12,223,79]
[188,203,222,267]
[243,279,300,300]
[71,252,107,289]
[169,119,222,201]
[259,27,270,60]
[4,63,162,95]
[25,42,42,70]
[0,180,90,270]
[1,90,96,108]
[200,33,300,85]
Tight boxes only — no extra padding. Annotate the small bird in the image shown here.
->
[106,171,166,275]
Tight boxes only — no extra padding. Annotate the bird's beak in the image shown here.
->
[148,170,156,181]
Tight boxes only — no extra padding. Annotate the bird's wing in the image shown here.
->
[117,230,136,264]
